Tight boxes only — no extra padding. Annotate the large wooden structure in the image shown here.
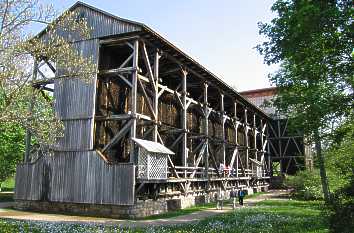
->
[240,87,313,175]
[15,2,271,215]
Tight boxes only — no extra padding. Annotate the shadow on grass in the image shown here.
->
[0,193,14,202]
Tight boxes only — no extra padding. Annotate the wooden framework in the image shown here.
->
[16,2,272,205]
[93,35,270,198]
[268,118,312,175]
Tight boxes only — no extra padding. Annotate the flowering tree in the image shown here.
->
[0,0,96,145]
[0,0,96,181]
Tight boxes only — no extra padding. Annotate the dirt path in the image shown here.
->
[0,189,289,227]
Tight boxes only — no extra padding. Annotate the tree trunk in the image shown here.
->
[314,129,331,204]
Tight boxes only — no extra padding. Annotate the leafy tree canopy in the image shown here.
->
[257,0,353,139]
[257,0,353,203]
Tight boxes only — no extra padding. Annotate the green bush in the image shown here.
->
[284,170,324,200]
[329,176,354,233]
[327,121,354,233]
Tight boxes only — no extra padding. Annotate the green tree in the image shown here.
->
[257,0,353,203]
[0,122,25,191]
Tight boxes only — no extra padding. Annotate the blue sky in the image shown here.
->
[40,0,277,91]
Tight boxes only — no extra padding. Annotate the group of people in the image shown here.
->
[216,188,245,210]
[219,163,234,176]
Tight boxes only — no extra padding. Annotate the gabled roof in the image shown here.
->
[132,138,175,155]
[70,1,144,27]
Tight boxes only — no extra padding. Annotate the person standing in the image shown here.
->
[238,189,245,206]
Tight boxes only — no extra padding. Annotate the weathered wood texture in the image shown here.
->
[39,4,141,43]
[15,158,45,201]
[75,5,141,39]
[15,152,135,205]
[54,39,98,150]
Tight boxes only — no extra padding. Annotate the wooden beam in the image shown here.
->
[141,41,156,87]
[103,120,132,153]
[137,77,157,120]
[220,93,226,169]
[203,82,209,179]
[130,39,139,163]
[181,69,188,177]
[95,114,132,121]
[153,49,160,142]
[116,74,132,87]
[170,133,184,149]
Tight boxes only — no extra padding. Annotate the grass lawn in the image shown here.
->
[0,177,15,202]
[0,199,329,233]
[0,177,15,192]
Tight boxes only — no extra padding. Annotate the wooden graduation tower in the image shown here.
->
[15,2,271,218]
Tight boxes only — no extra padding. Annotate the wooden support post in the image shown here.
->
[267,124,271,175]
[244,108,249,171]
[234,102,239,178]
[130,39,139,163]
[203,82,209,179]
[181,69,188,177]
[153,50,160,142]
[253,113,257,160]
[25,59,38,163]
[260,119,264,175]
[277,119,282,173]
[220,93,226,175]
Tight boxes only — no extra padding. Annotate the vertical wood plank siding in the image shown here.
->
[15,152,135,205]
[14,158,45,200]
[39,6,141,42]
[54,39,98,119]
[76,6,141,38]
[54,39,98,150]
[56,119,93,151]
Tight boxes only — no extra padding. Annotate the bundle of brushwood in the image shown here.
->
[187,109,202,134]
[158,94,179,127]
[96,78,130,116]
[208,119,223,139]
[226,123,236,143]
[237,128,246,146]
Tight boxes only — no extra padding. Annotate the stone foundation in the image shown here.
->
[14,199,168,219]
[14,185,269,218]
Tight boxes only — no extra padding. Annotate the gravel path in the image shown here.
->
[0,189,290,227]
